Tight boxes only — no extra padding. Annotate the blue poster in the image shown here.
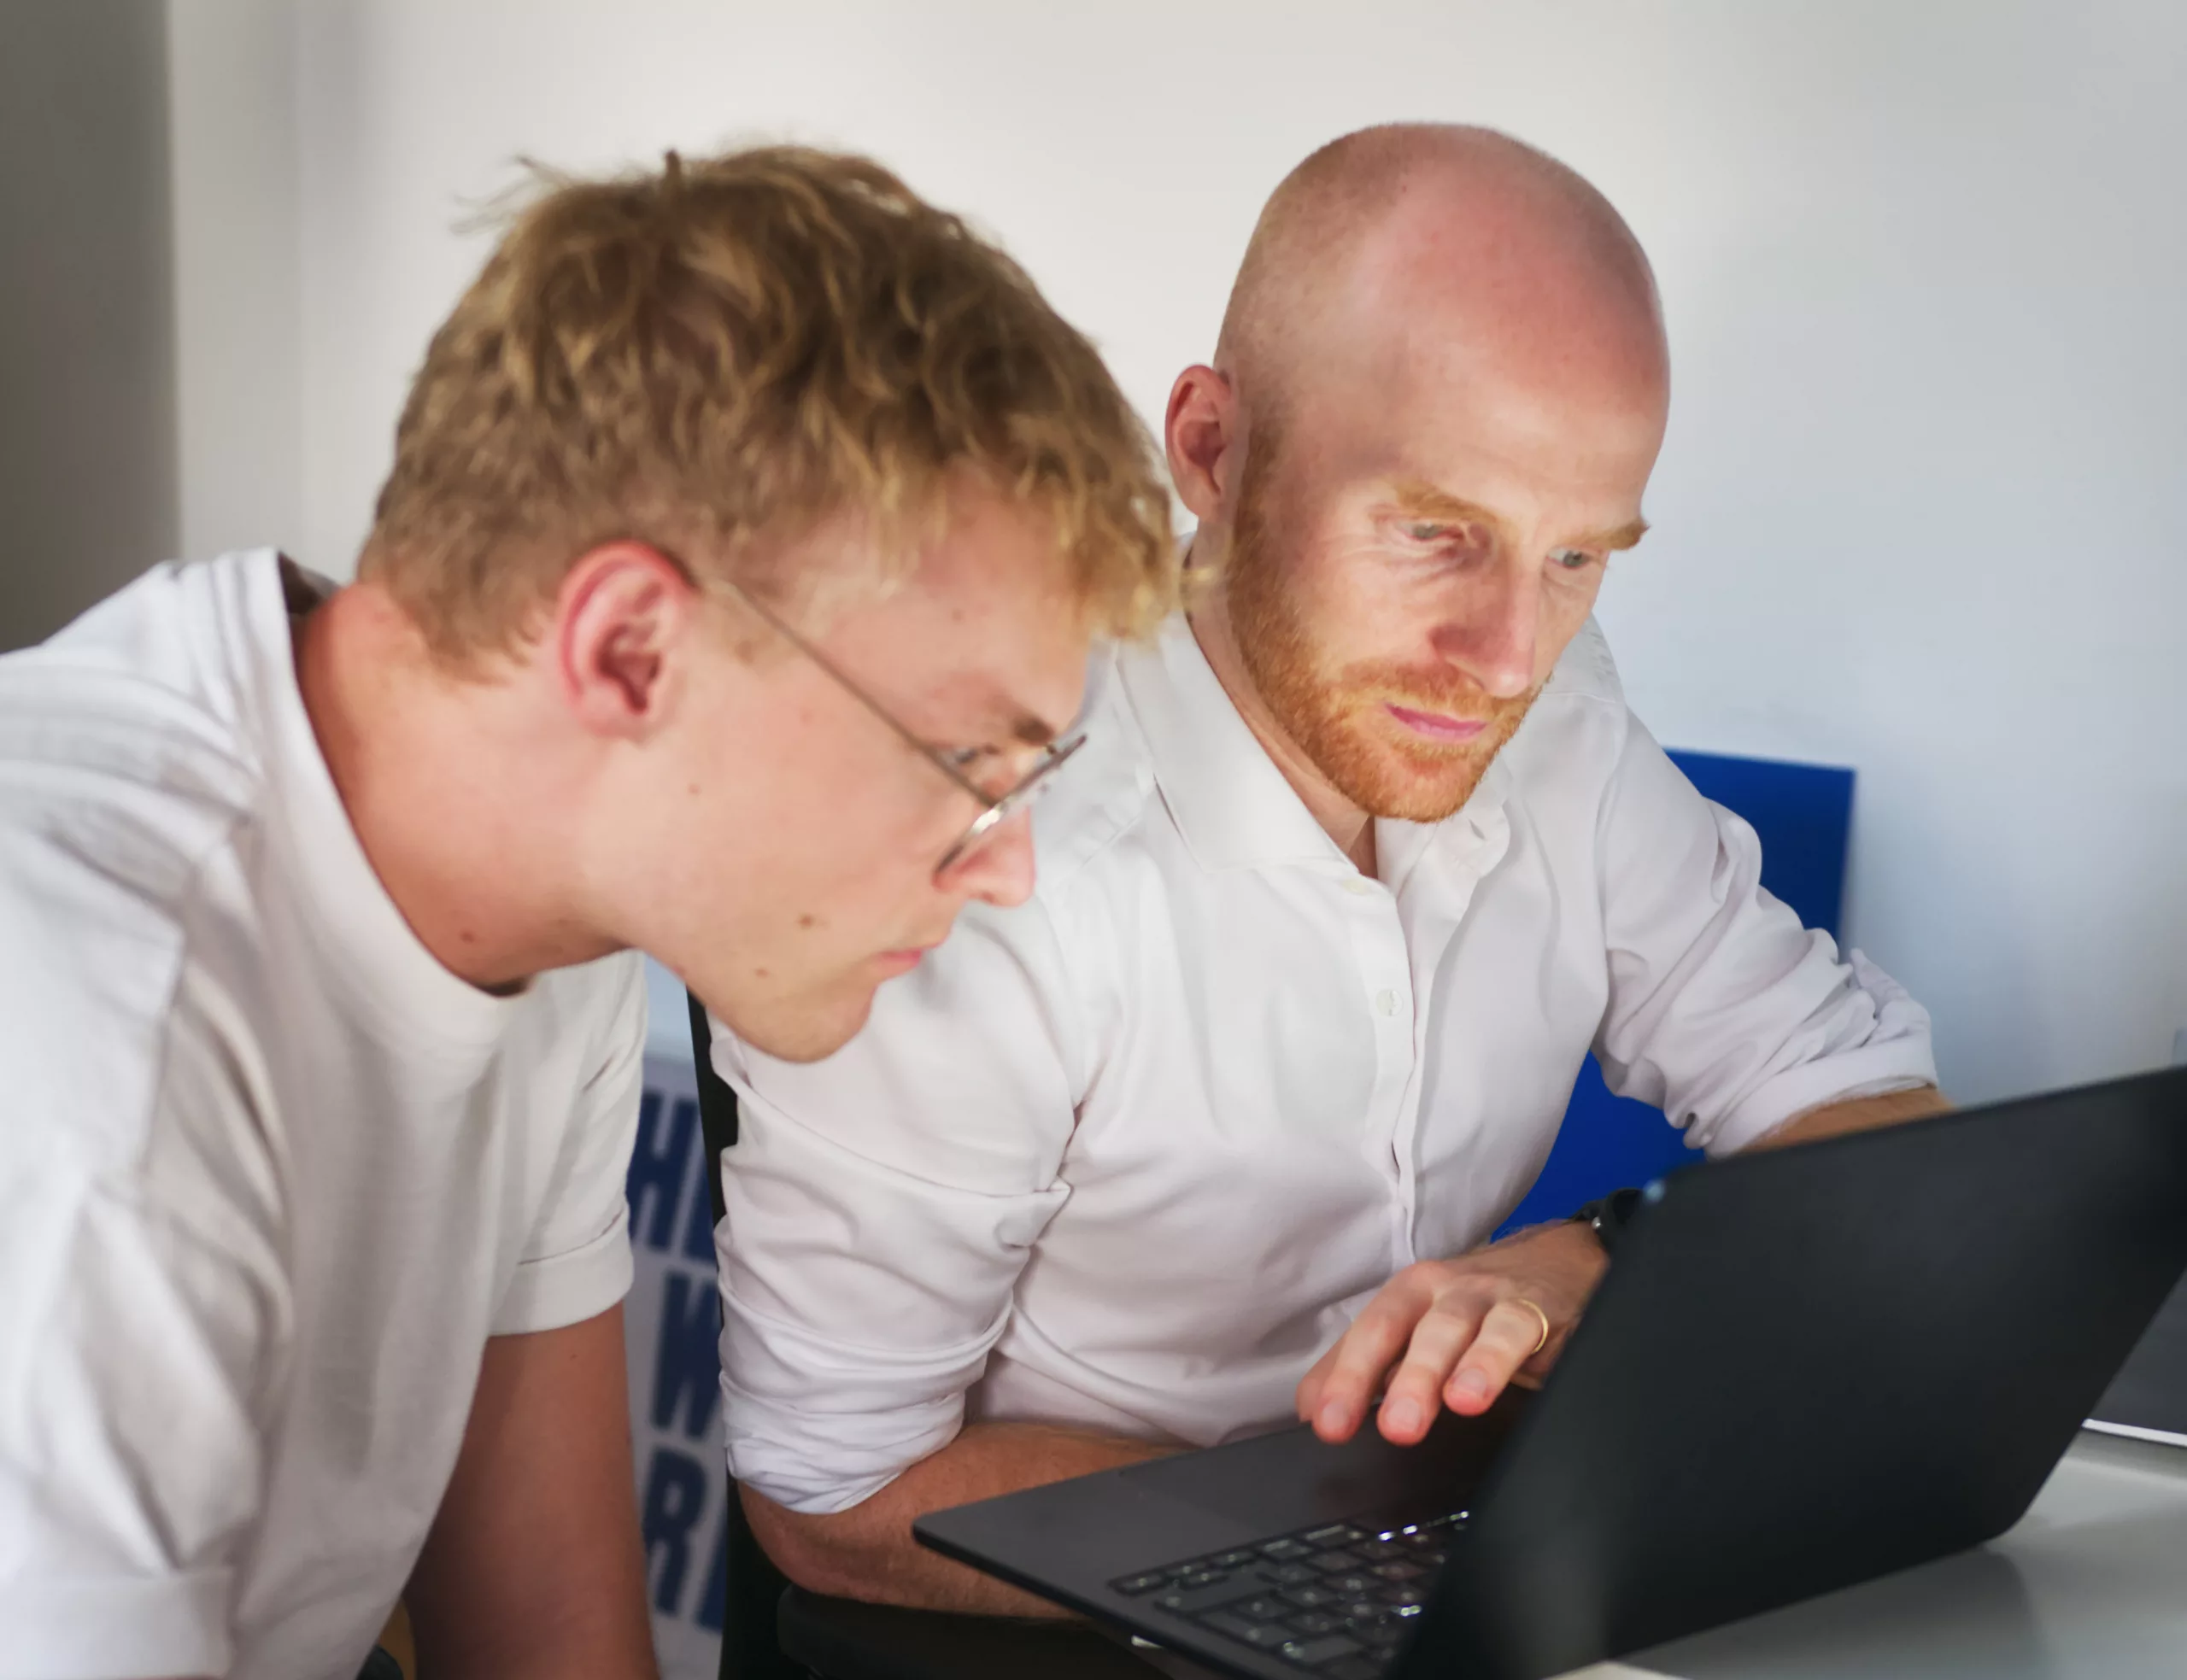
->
[624,1049,725,1679]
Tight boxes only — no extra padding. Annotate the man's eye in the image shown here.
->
[938,745,990,771]
[1550,548,1600,571]
[1406,522,1451,543]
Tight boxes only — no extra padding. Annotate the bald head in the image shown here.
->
[1168,124,1673,839]
[1217,124,1666,430]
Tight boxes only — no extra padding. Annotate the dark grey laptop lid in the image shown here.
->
[1407,1065,2187,1678]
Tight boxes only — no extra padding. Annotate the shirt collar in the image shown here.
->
[1117,613,1518,877]
[1118,615,1340,872]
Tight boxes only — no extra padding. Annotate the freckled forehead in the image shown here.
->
[817,483,1094,741]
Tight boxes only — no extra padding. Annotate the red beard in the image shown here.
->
[1222,441,1535,823]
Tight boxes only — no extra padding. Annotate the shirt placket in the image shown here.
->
[1383,801,1513,1267]
[1328,865,1422,1271]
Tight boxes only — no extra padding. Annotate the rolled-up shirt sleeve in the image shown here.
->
[495,953,645,1336]
[1592,717,1937,1157]
[708,900,1081,1515]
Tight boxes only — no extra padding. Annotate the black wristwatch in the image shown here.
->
[1570,1185,1645,1256]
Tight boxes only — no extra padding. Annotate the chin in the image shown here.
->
[723,982,879,1065]
[1333,745,1492,824]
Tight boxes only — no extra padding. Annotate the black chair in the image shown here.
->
[683,991,1157,1680]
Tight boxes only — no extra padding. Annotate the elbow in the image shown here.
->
[738,1483,890,1603]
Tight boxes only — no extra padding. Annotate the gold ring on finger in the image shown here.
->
[1513,1297,1551,1356]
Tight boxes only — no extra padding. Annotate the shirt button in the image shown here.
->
[1375,989,1398,1016]
[1342,877,1377,896]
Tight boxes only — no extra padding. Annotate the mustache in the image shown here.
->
[1326,662,1533,720]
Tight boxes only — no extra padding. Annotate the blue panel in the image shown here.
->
[1494,749,1854,1234]
[1670,750,1853,947]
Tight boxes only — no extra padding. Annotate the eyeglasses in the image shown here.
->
[708,567,1088,878]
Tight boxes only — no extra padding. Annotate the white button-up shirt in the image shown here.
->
[709,616,1934,1514]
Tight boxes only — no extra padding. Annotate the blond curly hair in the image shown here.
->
[361,146,1176,659]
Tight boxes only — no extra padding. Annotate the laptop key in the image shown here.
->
[1287,1611,1343,1636]
[1280,1632,1364,1665]
[1111,1572,1170,1595]
[1258,1562,1318,1588]
[1203,1612,1294,1650]
[1371,1560,1429,1583]
[1310,1548,1369,1575]
[1354,1615,1410,1648]
[1213,1549,1259,1569]
[1326,1572,1380,1596]
[1281,1584,1336,1609]
[1261,1537,1315,1561]
[1304,1525,1368,1549]
[1239,1596,1291,1622]
[1152,1576,1263,1617]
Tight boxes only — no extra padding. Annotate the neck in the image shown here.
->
[1187,578,1378,878]
[295,583,613,990]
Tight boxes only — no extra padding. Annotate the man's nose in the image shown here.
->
[941,807,1038,910]
[1430,555,1539,700]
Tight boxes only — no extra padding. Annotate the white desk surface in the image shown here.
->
[1564,1427,2187,1678]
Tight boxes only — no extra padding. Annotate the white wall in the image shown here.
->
[168,0,305,561]
[173,0,2187,1107]
[0,0,178,650]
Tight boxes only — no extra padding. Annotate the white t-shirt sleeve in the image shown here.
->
[1592,717,1938,1156]
[493,954,646,1337]
[709,902,1079,1515]
[0,970,288,1680]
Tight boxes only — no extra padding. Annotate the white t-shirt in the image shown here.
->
[0,553,644,1679]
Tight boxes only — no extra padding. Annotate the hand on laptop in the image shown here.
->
[1297,1221,1609,1446]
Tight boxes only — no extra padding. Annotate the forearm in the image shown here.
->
[743,1420,1176,1616]
[1756,1083,1951,1150]
[406,1312,656,1679]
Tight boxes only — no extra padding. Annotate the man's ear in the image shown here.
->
[1165,364,1240,524]
[554,542,701,740]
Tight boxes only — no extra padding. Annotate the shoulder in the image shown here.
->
[525,951,648,1093]
[0,553,284,847]
[1024,646,1161,907]
[1541,615,1626,708]
[525,948,646,1040]
[1495,618,1639,811]
[0,555,284,1178]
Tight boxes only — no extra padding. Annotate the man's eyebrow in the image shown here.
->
[1389,480,1649,553]
[1582,518,1651,553]
[1008,711,1058,747]
[1389,480,1512,538]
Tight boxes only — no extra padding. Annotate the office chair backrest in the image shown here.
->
[686,990,737,1222]
[683,990,803,1680]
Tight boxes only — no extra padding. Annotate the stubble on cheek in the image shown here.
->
[1225,483,1533,823]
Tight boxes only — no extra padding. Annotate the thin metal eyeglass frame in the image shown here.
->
[705,565,1086,876]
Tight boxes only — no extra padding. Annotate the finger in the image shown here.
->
[1443,1298,1547,1416]
[1295,1338,1339,1422]
[1376,1302,1485,1445]
[1301,1282,1434,1443]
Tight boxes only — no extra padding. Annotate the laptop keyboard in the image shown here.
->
[1108,1509,1467,1677]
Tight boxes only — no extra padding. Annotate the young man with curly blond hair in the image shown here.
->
[0,148,1175,1679]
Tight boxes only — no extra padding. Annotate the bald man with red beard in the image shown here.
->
[701,125,1946,1619]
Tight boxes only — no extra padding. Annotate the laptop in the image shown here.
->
[2091,1272,2187,1446]
[916,1067,2187,1680]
